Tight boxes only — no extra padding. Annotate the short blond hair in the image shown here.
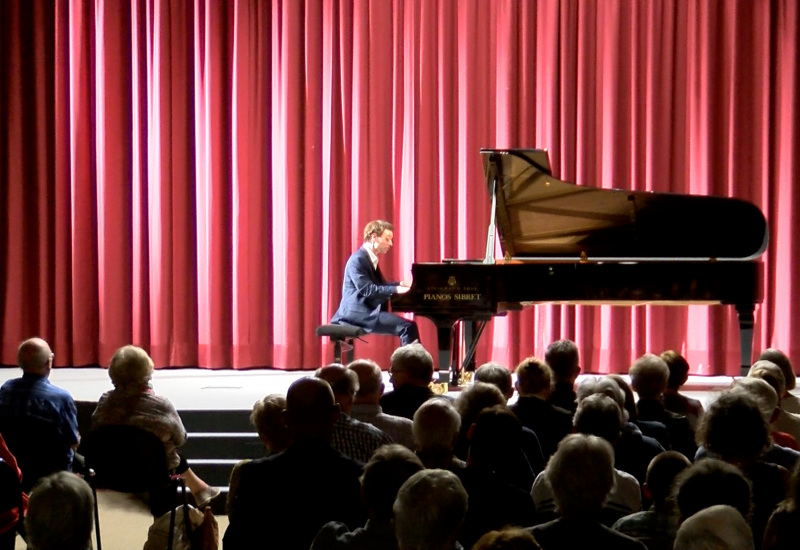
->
[250,394,291,453]
[108,345,154,391]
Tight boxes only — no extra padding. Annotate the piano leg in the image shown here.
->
[735,303,756,376]
[436,326,456,385]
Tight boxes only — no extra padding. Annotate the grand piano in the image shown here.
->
[391,148,768,384]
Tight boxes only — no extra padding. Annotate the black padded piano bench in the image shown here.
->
[315,324,366,365]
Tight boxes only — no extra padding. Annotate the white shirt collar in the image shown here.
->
[363,243,379,269]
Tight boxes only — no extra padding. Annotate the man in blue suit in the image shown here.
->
[331,220,419,345]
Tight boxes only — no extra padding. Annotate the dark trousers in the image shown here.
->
[373,312,420,346]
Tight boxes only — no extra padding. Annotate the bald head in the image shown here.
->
[17,338,53,376]
[348,359,385,404]
[284,377,340,438]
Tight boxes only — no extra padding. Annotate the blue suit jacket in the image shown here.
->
[331,247,398,332]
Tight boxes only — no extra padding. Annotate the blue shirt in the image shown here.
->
[0,372,80,466]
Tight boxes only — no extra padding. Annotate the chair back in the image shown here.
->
[80,424,172,493]
[0,416,70,493]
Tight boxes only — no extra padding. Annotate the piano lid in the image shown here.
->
[481,148,769,261]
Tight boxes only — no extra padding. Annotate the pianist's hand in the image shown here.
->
[396,285,411,294]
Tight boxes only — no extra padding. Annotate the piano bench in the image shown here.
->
[315,324,367,365]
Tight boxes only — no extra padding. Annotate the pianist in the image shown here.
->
[331,220,419,346]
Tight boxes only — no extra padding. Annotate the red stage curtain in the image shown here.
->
[1,0,798,373]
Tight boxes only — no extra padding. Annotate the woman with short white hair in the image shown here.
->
[91,345,219,509]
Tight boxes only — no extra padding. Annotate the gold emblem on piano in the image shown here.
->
[429,381,449,395]
[448,276,457,286]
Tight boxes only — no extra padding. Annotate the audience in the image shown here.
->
[314,364,393,463]
[0,432,26,550]
[412,398,465,471]
[543,340,581,414]
[454,382,539,488]
[528,434,646,549]
[672,458,753,525]
[0,338,80,487]
[468,369,546,476]
[695,391,786,548]
[543,393,642,524]
[674,504,755,550]
[607,373,672,451]
[348,359,415,449]
[660,350,704,431]
[24,471,94,550]
[21,333,799,550]
[763,458,800,550]
[456,406,537,548]
[471,528,541,550]
[758,348,800,415]
[91,345,218,508]
[510,357,573,461]
[226,394,291,517]
[380,343,437,420]
[393,469,468,550]
[629,354,697,459]
[223,377,365,550]
[474,362,515,401]
[311,444,424,550]
[612,451,691,550]
[725,378,799,469]
[577,376,664,490]
[748,360,800,447]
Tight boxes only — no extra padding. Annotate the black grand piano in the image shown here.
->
[391,148,768,384]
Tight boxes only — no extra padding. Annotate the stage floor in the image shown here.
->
[0,366,746,411]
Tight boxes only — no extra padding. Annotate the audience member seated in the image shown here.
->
[540,393,641,525]
[311,444,424,550]
[696,391,787,549]
[673,458,753,524]
[0,338,80,480]
[763,459,800,550]
[611,451,691,550]
[748,360,800,448]
[660,350,704,431]
[24,471,94,550]
[91,345,219,507]
[412,398,465,471]
[577,376,664,490]
[674,505,755,550]
[454,382,539,488]
[393,469,468,550]
[226,394,291,518]
[347,359,415,449]
[607,373,672,451]
[629,354,696,459]
[474,362,515,402]
[758,348,800,415]
[456,406,537,548]
[471,527,542,550]
[469,368,547,476]
[527,434,646,550]
[315,364,392,463]
[543,340,581,414]
[380,343,438,420]
[223,377,366,550]
[723,378,799,469]
[510,357,573,461]
[0,433,27,550]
